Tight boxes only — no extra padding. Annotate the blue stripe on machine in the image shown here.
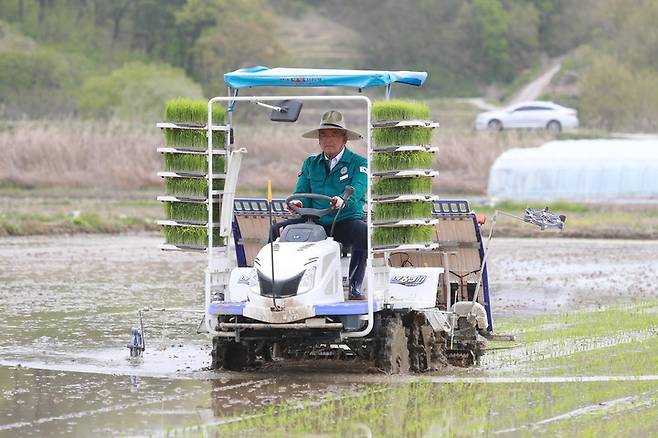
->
[207,302,245,315]
[314,301,379,316]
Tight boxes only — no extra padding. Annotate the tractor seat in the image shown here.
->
[279,223,327,243]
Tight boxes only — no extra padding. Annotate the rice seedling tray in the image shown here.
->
[157,220,220,227]
[157,147,226,155]
[160,243,207,252]
[372,150,434,171]
[372,145,438,153]
[372,176,433,196]
[156,122,229,131]
[372,126,433,147]
[373,170,439,178]
[371,242,439,253]
[373,201,433,221]
[164,177,224,197]
[157,171,226,179]
[373,218,439,227]
[372,99,430,121]
[157,195,221,203]
[371,120,440,129]
[372,194,439,203]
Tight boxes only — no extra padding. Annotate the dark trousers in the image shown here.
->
[270,218,367,290]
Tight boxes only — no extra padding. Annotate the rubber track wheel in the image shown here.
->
[375,315,410,374]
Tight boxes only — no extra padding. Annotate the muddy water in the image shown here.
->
[1,234,657,436]
[489,238,658,317]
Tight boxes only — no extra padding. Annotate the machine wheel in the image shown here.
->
[546,120,562,132]
[211,338,255,371]
[406,312,448,372]
[446,350,476,367]
[375,315,410,374]
[487,119,503,131]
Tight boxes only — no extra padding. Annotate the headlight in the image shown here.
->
[297,266,316,294]
[248,268,259,292]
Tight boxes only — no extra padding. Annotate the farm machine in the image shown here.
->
[142,67,564,373]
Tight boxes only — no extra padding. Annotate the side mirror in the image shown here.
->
[270,100,303,122]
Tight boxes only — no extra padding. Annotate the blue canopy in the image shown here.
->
[224,67,427,90]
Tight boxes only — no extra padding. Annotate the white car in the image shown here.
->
[475,101,579,132]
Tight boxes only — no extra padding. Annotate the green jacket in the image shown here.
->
[293,147,368,226]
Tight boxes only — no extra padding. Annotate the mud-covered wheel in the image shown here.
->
[375,315,410,373]
[211,338,254,371]
[406,312,447,372]
[447,350,476,367]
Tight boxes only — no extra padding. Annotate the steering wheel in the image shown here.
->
[285,193,334,219]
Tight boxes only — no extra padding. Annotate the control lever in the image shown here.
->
[329,185,354,237]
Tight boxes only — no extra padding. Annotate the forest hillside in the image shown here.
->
[1,0,657,131]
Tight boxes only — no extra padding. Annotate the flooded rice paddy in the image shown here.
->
[1,234,657,436]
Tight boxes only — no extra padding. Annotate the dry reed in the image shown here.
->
[1,119,160,190]
[0,120,549,194]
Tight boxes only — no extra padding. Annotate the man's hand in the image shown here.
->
[330,196,344,210]
[287,199,303,212]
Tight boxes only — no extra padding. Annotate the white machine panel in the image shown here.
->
[385,267,444,309]
[227,267,253,302]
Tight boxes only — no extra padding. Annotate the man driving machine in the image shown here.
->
[270,110,368,300]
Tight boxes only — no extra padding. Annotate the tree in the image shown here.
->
[472,0,512,80]
[77,61,204,121]
[617,0,658,71]
[176,0,286,95]
[579,55,634,131]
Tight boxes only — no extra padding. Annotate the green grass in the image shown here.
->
[163,201,220,222]
[540,391,658,437]
[163,153,225,173]
[497,302,658,344]
[373,127,433,146]
[206,381,658,438]
[161,225,223,246]
[199,303,658,437]
[372,100,430,121]
[163,98,226,148]
[489,302,658,376]
[372,177,432,196]
[373,201,433,221]
[478,199,592,214]
[372,225,434,246]
[372,151,433,171]
[535,337,658,377]
[164,178,225,197]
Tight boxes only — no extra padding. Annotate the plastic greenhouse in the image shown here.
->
[487,139,658,201]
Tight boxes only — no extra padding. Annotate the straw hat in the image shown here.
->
[301,110,363,140]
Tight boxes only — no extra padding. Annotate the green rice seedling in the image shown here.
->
[372,176,432,196]
[163,98,226,149]
[372,225,434,246]
[164,98,225,124]
[164,128,225,149]
[373,127,432,146]
[164,201,221,223]
[373,201,433,221]
[164,177,225,197]
[162,225,223,247]
[163,153,225,173]
[372,100,430,121]
[373,151,433,171]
